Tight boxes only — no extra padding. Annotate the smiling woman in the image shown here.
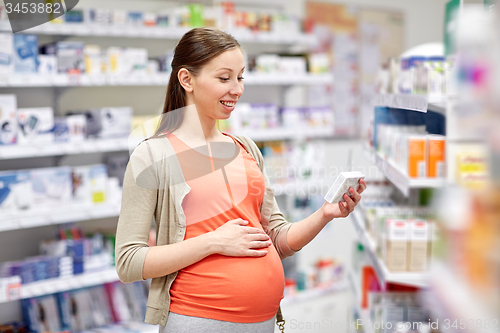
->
[114,27,366,333]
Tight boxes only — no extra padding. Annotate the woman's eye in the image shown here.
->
[238,77,244,81]
[219,77,230,81]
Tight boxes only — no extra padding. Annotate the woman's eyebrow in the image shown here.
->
[216,67,246,72]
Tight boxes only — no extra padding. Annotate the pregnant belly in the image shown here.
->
[169,244,285,323]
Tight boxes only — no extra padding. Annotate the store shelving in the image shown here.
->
[0,138,130,160]
[363,145,446,196]
[0,128,335,160]
[348,270,374,333]
[0,267,119,303]
[373,93,446,116]
[350,209,428,288]
[0,21,318,46]
[0,72,333,87]
[0,203,121,232]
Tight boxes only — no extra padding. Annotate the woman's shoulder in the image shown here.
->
[229,134,263,165]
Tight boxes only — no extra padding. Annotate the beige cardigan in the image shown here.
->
[115,133,300,326]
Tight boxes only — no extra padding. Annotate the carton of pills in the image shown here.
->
[324,171,365,204]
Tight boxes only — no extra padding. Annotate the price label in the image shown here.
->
[6,283,21,301]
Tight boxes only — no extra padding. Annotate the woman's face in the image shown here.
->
[191,48,245,120]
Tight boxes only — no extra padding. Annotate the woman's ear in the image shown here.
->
[178,68,194,92]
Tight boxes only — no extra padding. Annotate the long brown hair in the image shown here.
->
[152,27,241,138]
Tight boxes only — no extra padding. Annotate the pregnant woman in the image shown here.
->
[115,27,366,333]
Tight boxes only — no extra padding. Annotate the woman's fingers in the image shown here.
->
[248,240,272,249]
[356,179,367,194]
[349,187,362,204]
[241,226,267,235]
[343,193,355,212]
[245,249,269,257]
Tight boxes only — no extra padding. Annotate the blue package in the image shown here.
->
[13,34,38,73]
[55,292,72,331]
[53,117,69,142]
[0,170,32,212]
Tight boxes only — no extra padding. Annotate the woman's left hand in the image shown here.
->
[322,179,367,220]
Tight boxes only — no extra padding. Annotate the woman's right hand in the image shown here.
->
[208,218,271,257]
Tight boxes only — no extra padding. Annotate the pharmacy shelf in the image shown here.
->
[0,138,130,160]
[0,127,335,160]
[348,271,374,333]
[363,146,446,196]
[420,262,497,333]
[0,267,119,303]
[238,127,334,142]
[373,94,446,116]
[280,279,349,306]
[350,209,428,288]
[0,73,333,87]
[0,21,318,46]
[0,202,121,232]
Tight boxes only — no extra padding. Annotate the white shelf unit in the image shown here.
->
[363,146,446,196]
[350,209,428,288]
[0,203,121,232]
[347,270,374,333]
[0,128,335,160]
[373,93,446,116]
[0,21,318,46]
[0,72,333,87]
[420,262,497,333]
[0,267,119,304]
[0,138,130,160]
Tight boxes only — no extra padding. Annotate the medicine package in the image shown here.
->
[324,171,365,204]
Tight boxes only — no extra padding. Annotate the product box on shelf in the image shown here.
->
[100,107,133,138]
[13,34,38,74]
[0,170,32,213]
[53,115,87,142]
[0,33,13,74]
[67,109,102,138]
[65,9,85,23]
[30,167,73,209]
[21,295,62,333]
[56,41,85,73]
[407,135,427,178]
[0,94,17,145]
[408,219,429,272]
[17,107,55,145]
[72,164,108,206]
[427,135,446,178]
[84,45,101,75]
[384,219,408,272]
[37,54,57,74]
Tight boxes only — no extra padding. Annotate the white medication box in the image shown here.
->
[324,171,365,204]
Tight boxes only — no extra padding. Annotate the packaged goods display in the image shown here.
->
[16,107,55,145]
[0,94,17,145]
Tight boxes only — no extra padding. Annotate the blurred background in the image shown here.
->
[0,0,498,332]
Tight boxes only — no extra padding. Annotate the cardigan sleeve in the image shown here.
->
[115,141,158,283]
[238,136,302,259]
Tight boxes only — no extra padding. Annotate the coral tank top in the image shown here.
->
[167,132,285,323]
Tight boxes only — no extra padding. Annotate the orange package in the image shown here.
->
[427,135,445,178]
[408,135,427,178]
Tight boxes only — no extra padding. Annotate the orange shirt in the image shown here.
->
[167,133,285,323]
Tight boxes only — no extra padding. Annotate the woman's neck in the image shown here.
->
[174,104,225,144]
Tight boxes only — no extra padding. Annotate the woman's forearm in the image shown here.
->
[286,205,331,252]
[142,233,216,279]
